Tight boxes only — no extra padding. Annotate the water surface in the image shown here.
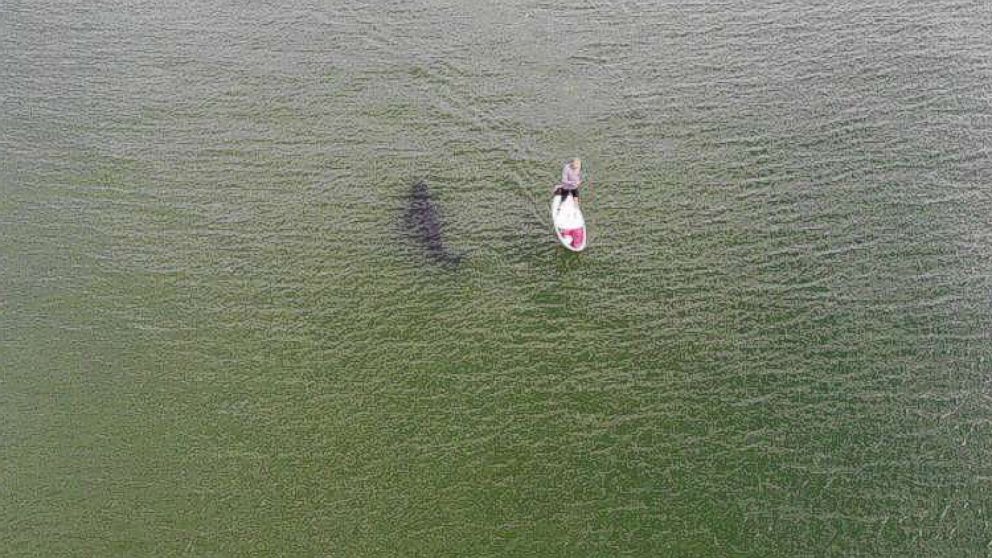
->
[2,0,990,555]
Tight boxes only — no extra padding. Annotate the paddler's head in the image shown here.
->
[570,158,581,171]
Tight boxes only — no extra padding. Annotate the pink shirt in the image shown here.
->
[561,164,581,189]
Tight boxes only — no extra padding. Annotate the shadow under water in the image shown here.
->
[403,180,463,266]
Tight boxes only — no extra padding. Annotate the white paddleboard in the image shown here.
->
[550,193,587,251]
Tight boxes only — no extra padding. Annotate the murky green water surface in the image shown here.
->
[2,1,990,555]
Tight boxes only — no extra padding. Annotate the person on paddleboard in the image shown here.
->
[554,158,582,204]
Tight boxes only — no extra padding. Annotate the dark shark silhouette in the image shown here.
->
[404,180,463,266]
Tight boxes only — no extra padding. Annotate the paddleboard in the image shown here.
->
[550,192,587,251]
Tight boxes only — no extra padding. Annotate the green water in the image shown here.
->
[2,1,990,555]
